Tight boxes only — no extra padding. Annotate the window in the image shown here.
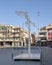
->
[39,32,46,35]
[41,37,46,40]
[2,27,6,30]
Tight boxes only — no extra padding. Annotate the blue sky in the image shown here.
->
[0,0,52,33]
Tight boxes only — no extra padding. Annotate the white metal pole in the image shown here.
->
[38,11,40,46]
[28,21,31,56]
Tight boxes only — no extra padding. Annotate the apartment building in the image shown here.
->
[0,24,29,47]
[38,24,52,46]
[38,27,47,46]
[0,25,12,46]
[46,24,52,46]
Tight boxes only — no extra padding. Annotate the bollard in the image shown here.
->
[11,53,13,60]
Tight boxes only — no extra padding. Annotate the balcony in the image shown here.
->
[6,38,13,41]
[38,35,46,38]
[0,30,6,33]
[41,40,46,42]
[0,38,14,42]
[39,30,47,33]
[13,39,20,42]
[46,25,52,30]
[0,39,4,41]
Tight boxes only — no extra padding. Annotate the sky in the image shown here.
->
[0,0,52,33]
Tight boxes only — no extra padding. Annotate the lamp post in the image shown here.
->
[38,11,40,46]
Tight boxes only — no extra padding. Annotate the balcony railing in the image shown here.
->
[0,38,20,42]
[38,35,46,38]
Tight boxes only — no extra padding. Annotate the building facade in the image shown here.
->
[38,27,47,46]
[38,24,52,46]
[46,24,52,46]
[0,24,29,47]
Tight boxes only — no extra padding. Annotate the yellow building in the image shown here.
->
[0,24,29,47]
[31,33,35,46]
